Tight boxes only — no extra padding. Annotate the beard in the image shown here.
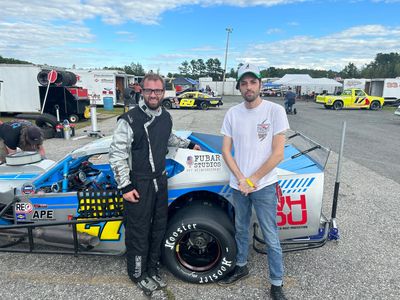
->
[144,98,161,110]
[242,89,260,103]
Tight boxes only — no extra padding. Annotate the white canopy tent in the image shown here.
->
[273,74,342,94]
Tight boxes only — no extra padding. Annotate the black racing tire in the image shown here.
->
[276,93,282,97]
[200,101,209,110]
[35,113,58,128]
[40,127,55,139]
[69,114,79,123]
[163,99,172,109]
[162,205,236,284]
[369,100,381,111]
[333,101,343,110]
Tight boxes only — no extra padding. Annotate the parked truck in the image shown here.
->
[316,88,384,110]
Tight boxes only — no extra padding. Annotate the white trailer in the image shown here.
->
[370,78,400,103]
[0,64,42,113]
[343,78,371,93]
[69,69,136,105]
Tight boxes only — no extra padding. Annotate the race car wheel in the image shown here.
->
[162,205,236,284]
[69,114,79,123]
[162,100,172,109]
[200,101,209,110]
[369,101,381,111]
[333,101,343,110]
[276,93,282,97]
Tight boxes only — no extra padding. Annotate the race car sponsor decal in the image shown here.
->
[186,154,222,172]
[16,213,26,220]
[15,202,33,214]
[276,184,308,229]
[21,184,35,195]
[33,204,48,208]
[32,210,55,220]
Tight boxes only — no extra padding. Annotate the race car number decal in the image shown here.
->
[77,220,123,241]
[180,99,195,107]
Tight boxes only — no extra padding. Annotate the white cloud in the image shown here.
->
[1,1,310,25]
[266,28,283,34]
[240,24,400,70]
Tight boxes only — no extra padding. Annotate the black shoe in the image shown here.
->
[217,265,249,286]
[270,285,287,300]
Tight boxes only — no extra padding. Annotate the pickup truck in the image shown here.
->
[316,88,384,110]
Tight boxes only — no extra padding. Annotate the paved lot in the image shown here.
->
[0,97,399,299]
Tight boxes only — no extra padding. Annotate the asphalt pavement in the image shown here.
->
[0,97,399,299]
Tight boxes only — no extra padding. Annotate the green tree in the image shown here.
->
[179,61,190,76]
[339,62,360,78]
[0,55,31,64]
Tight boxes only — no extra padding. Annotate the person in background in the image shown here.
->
[218,63,289,300]
[0,120,45,164]
[284,87,296,114]
[133,82,142,104]
[109,73,201,296]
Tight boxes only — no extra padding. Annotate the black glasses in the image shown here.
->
[143,88,164,96]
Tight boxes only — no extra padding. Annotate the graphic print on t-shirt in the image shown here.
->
[257,119,270,141]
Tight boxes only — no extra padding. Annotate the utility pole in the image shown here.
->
[222,27,233,96]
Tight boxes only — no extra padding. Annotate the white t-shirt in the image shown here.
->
[221,100,290,190]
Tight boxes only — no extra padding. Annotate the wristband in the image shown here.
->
[246,178,255,188]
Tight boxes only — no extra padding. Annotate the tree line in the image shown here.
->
[2,52,400,79]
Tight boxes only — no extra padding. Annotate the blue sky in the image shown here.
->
[1,0,400,75]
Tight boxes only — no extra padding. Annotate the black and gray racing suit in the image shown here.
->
[109,100,195,281]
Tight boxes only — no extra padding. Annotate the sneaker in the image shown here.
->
[136,276,158,295]
[270,285,288,300]
[149,273,167,289]
[217,265,249,286]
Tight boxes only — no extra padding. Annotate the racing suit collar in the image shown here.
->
[139,99,162,118]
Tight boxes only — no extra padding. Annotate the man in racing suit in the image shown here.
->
[109,73,200,294]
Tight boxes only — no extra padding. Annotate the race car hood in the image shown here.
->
[0,159,55,204]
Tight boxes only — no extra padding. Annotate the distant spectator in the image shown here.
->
[133,82,142,104]
[284,87,296,113]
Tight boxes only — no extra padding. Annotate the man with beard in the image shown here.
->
[0,120,45,164]
[218,64,289,300]
[109,73,200,295]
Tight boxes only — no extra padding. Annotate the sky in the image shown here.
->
[1,0,400,75]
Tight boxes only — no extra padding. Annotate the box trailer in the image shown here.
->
[370,78,400,104]
[69,69,137,106]
[343,78,371,92]
[0,64,89,123]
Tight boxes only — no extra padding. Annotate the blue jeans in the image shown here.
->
[233,183,283,286]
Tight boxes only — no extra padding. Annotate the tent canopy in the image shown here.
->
[273,74,341,87]
[173,77,199,86]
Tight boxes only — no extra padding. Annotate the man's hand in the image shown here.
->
[123,189,140,203]
[193,144,202,151]
[238,178,255,196]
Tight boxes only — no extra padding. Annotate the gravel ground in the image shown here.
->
[0,97,399,299]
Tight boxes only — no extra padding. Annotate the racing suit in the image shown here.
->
[109,100,196,282]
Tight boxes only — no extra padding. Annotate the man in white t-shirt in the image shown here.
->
[218,64,289,300]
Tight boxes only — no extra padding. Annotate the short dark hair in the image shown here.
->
[141,73,165,90]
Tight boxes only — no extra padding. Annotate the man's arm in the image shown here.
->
[221,135,253,195]
[248,132,286,185]
[168,132,201,150]
[109,119,139,202]
[38,145,46,158]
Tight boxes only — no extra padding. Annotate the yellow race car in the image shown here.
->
[162,91,223,110]
[316,89,384,110]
